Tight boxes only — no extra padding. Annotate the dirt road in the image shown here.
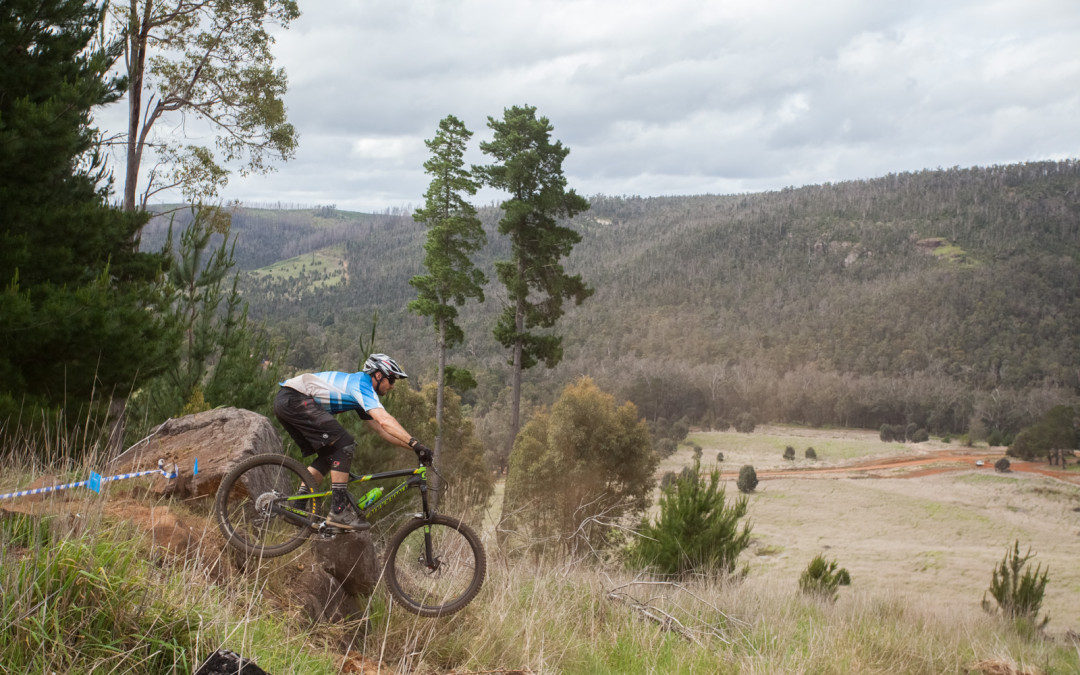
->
[725,447,1080,485]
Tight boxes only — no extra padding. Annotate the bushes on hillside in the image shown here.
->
[783,446,795,460]
[880,424,930,443]
[805,447,817,460]
[629,462,751,578]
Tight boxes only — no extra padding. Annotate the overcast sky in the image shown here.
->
[113,0,1080,213]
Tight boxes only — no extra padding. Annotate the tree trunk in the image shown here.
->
[431,316,446,510]
[509,295,525,456]
[123,0,149,213]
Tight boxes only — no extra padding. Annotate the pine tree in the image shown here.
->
[631,461,752,578]
[409,115,487,500]
[477,104,593,455]
[130,207,281,427]
[0,0,176,430]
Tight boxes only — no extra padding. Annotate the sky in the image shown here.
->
[104,0,1080,213]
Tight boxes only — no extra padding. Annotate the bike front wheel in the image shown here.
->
[384,514,486,617]
[214,453,319,558]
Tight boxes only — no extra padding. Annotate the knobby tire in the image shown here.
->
[214,453,319,558]
[384,514,486,617]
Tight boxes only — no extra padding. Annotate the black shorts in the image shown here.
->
[273,387,355,456]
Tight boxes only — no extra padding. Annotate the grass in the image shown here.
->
[3,423,1080,673]
[249,244,348,288]
[0,511,340,674]
[683,426,914,470]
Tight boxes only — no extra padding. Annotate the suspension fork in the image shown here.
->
[417,473,439,570]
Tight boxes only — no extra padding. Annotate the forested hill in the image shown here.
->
[144,160,1080,437]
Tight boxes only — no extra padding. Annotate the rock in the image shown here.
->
[108,407,283,499]
[294,565,364,624]
[312,530,380,597]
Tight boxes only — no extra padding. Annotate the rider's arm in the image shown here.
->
[364,408,414,449]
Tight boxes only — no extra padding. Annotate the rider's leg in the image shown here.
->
[296,455,331,512]
[329,443,355,510]
[326,443,367,529]
[307,455,332,484]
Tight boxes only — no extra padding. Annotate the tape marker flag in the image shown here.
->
[88,472,102,493]
[194,457,199,476]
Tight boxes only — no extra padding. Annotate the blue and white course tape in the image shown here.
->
[0,459,181,501]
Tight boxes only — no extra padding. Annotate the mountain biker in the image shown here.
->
[273,353,433,530]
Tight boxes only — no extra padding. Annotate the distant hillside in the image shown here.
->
[154,161,1080,437]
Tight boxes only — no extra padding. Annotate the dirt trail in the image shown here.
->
[725,448,1080,485]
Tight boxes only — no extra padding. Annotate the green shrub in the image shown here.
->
[656,438,678,458]
[692,444,703,459]
[995,458,1011,472]
[880,425,893,442]
[911,428,929,443]
[783,446,795,460]
[630,462,752,578]
[982,540,1050,629]
[734,412,756,433]
[737,465,758,493]
[1008,405,1077,461]
[715,451,724,463]
[660,472,678,489]
[799,554,851,601]
[805,447,817,460]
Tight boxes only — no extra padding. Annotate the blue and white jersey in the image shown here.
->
[279,371,383,415]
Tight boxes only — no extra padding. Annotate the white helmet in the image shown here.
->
[362,353,409,380]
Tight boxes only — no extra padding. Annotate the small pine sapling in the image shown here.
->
[799,554,851,601]
[982,540,1050,629]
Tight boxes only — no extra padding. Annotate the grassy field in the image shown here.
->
[664,426,1080,637]
[2,425,1079,673]
[249,244,349,288]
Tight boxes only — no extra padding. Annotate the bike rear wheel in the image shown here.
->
[384,514,486,617]
[214,453,319,557]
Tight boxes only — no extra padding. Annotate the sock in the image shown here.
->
[331,483,349,513]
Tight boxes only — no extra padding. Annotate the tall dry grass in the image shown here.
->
[367,549,1079,674]
[2,419,1078,673]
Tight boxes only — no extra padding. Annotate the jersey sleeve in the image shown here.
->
[349,372,383,414]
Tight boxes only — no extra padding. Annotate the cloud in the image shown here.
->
[116,0,1080,211]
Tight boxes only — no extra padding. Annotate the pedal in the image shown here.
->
[314,520,341,538]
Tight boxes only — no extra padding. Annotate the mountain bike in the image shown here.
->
[213,453,485,617]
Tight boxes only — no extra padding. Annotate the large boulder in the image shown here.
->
[312,531,380,597]
[108,407,283,499]
[294,565,365,625]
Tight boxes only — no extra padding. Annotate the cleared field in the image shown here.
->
[249,244,348,288]
[658,426,1080,635]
